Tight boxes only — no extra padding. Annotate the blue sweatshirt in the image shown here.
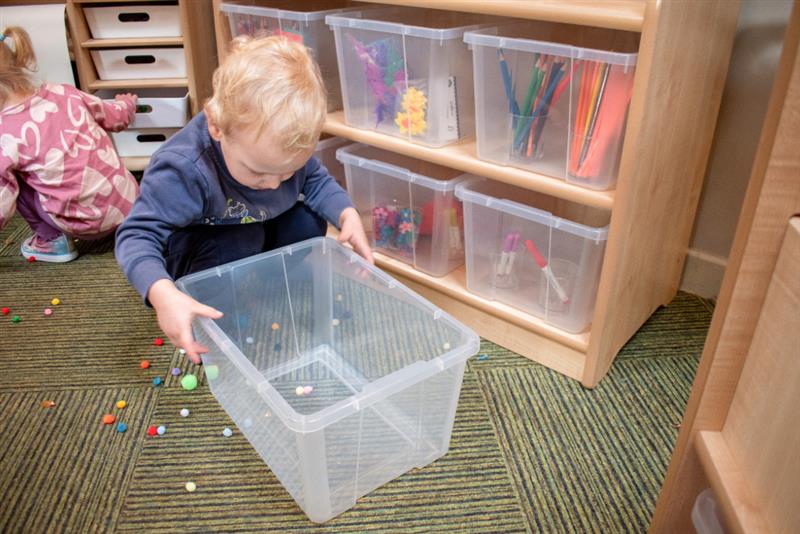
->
[115,112,353,300]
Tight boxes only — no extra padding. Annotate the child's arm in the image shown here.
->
[79,90,137,132]
[0,159,20,230]
[115,152,221,360]
[301,156,373,263]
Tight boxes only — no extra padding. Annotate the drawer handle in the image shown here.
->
[136,134,166,143]
[118,12,150,23]
[136,104,153,114]
[124,55,156,65]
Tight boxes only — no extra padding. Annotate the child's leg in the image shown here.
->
[262,202,327,251]
[15,180,64,242]
[165,223,266,280]
[16,180,79,262]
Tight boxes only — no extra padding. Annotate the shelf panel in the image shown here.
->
[356,0,645,32]
[82,37,183,48]
[324,112,614,210]
[122,157,150,172]
[88,78,189,90]
[73,0,166,3]
[695,431,770,534]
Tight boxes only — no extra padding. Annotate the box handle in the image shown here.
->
[135,104,153,114]
[136,133,166,143]
[124,55,156,65]
[118,12,150,23]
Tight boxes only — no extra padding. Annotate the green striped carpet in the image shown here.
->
[0,217,713,533]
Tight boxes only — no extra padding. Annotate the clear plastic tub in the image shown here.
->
[327,7,491,147]
[176,237,479,523]
[456,178,609,333]
[337,143,468,277]
[464,22,638,190]
[220,1,358,111]
[314,136,352,190]
[692,489,726,534]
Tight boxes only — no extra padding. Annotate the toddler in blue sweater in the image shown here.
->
[116,36,372,362]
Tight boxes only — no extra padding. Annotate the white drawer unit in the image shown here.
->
[84,5,182,39]
[91,48,187,80]
[112,128,180,157]
[96,88,189,128]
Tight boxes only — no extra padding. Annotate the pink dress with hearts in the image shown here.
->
[0,83,139,239]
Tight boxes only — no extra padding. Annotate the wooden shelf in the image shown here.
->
[695,431,769,533]
[73,0,164,3]
[357,0,646,33]
[324,111,614,211]
[88,78,189,90]
[82,37,184,48]
[122,157,150,172]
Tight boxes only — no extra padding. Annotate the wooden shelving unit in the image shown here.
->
[66,0,217,171]
[212,0,739,386]
[81,37,184,48]
[120,156,150,172]
[650,3,800,531]
[87,78,189,91]
[357,0,646,32]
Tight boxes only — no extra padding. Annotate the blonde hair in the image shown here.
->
[0,26,37,108]
[205,35,327,153]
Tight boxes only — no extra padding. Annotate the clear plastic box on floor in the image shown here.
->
[692,489,726,534]
[464,22,638,191]
[175,237,479,523]
[455,179,610,333]
[327,7,493,147]
[337,143,468,277]
[220,1,358,111]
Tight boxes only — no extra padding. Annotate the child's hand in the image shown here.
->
[147,278,223,364]
[115,93,138,106]
[338,207,374,264]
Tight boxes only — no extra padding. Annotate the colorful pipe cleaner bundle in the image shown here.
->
[348,34,407,127]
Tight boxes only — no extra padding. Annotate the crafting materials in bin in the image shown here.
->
[455,178,610,333]
[464,23,638,191]
[327,7,493,147]
[336,143,468,277]
[175,237,479,522]
[220,2,359,111]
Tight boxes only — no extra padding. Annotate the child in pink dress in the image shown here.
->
[0,26,139,262]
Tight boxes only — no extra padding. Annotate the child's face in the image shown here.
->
[209,120,313,190]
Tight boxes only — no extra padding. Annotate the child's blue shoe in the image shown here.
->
[21,234,79,263]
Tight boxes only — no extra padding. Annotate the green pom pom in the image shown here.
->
[181,374,198,391]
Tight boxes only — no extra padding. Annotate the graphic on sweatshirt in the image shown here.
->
[223,198,267,224]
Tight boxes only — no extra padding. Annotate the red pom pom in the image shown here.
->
[147,425,157,436]
[1,307,9,315]
[140,360,150,369]
[154,338,164,347]
[27,256,36,263]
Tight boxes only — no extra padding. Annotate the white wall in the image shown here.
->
[680,0,793,298]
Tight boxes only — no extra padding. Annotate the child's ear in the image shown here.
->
[207,116,223,142]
